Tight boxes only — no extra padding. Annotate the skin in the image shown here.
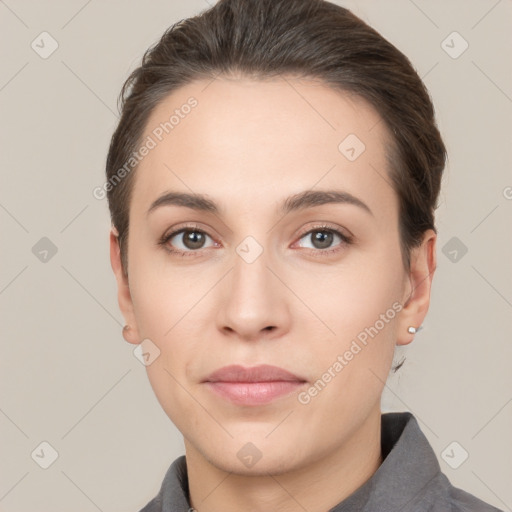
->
[110,75,436,512]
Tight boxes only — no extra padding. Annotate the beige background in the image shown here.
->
[1,0,511,510]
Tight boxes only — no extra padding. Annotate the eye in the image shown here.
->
[159,225,216,256]
[158,223,352,258]
[295,225,352,255]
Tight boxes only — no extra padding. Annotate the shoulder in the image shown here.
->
[418,472,505,512]
[380,413,504,512]
[138,495,162,512]
[446,483,505,512]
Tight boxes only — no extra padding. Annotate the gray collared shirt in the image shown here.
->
[139,411,503,511]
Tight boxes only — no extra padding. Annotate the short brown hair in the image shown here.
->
[105,0,447,276]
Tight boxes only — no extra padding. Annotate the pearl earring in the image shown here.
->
[407,326,417,334]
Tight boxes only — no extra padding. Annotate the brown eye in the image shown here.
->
[165,229,215,252]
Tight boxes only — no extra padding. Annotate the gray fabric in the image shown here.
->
[139,412,503,512]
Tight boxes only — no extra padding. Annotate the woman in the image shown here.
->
[105,0,502,510]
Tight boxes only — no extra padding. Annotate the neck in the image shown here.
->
[185,407,383,512]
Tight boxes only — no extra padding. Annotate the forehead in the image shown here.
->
[131,76,397,222]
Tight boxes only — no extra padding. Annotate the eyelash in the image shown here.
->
[157,222,353,258]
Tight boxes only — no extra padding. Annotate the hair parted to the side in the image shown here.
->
[105,0,447,278]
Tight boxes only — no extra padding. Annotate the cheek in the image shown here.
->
[301,247,404,391]
[129,272,201,424]
[127,239,193,336]
[297,252,403,342]
[127,254,205,371]
[302,291,399,423]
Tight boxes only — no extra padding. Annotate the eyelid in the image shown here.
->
[295,222,352,242]
[161,222,216,242]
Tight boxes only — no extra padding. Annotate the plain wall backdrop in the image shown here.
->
[1,0,511,510]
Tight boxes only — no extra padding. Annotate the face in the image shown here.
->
[111,75,435,475]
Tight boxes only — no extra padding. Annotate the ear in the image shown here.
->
[110,226,141,345]
[396,229,437,346]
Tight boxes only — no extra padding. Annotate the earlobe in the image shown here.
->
[122,324,139,345]
[109,228,141,345]
[396,230,437,346]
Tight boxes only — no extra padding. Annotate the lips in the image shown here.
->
[203,364,306,383]
[202,364,307,406]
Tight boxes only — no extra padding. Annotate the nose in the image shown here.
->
[217,246,291,342]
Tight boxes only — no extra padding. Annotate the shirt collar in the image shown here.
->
[149,411,441,511]
[330,411,441,511]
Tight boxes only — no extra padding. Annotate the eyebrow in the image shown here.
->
[146,189,373,217]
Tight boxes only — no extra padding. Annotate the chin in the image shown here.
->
[206,450,299,477]
[195,434,309,477]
